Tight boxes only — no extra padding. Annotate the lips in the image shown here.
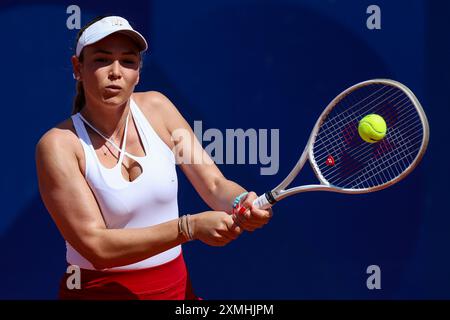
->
[105,85,122,90]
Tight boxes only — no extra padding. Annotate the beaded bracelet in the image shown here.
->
[232,192,248,209]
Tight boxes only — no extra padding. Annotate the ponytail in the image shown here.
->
[72,81,86,115]
[71,15,108,115]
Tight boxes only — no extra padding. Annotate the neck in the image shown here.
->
[80,98,130,137]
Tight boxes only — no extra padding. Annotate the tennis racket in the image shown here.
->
[238,79,429,213]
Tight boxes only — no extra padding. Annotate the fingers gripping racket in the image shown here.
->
[238,79,429,213]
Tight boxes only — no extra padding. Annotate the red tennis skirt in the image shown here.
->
[59,253,199,300]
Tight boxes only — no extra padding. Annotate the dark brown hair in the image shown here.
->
[71,16,107,115]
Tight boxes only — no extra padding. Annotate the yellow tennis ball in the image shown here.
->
[358,114,387,143]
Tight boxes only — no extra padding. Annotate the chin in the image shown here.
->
[102,94,128,107]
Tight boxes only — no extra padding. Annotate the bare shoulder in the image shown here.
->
[36,119,77,153]
[36,118,83,171]
[132,91,179,115]
[133,90,171,105]
[132,91,187,150]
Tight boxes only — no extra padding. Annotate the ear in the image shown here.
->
[71,55,82,80]
[134,72,140,86]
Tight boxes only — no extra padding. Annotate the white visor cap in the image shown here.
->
[76,16,148,57]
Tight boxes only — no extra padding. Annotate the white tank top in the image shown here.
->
[69,98,181,270]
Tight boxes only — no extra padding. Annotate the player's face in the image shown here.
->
[78,33,141,108]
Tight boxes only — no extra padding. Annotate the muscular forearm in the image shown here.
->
[209,178,247,214]
[90,219,186,269]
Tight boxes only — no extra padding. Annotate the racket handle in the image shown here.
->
[235,193,273,215]
[252,194,272,210]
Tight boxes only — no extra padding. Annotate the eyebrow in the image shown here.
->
[92,49,138,56]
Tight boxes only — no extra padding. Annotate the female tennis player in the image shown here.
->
[35,16,272,300]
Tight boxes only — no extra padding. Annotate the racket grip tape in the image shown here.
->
[236,192,275,215]
[252,192,273,210]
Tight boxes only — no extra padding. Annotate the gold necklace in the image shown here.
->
[79,109,130,158]
[101,116,128,157]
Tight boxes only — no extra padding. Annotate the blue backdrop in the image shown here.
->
[0,0,447,299]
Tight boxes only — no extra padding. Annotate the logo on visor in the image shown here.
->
[111,18,124,27]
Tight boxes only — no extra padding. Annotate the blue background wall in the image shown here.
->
[0,0,448,299]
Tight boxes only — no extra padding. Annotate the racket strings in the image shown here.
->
[320,96,422,188]
[321,98,420,186]
[312,83,424,189]
[327,97,419,167]
[319,100,419,179]
[340,126,422,188]
[323,86,398,131]
[315,86,402,153]
[315,90,409,167]
[313,90,403,166]
[351,128,420,188]
[316,85,401,149]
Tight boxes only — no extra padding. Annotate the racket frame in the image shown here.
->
[254,79,429,209]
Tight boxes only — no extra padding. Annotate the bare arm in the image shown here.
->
[36,129,235,270]
[144,91,247,213]
[141,91,273,231]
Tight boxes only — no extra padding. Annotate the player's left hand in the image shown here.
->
[232,191,273,232]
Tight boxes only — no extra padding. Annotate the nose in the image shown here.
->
[108,60,122,80]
